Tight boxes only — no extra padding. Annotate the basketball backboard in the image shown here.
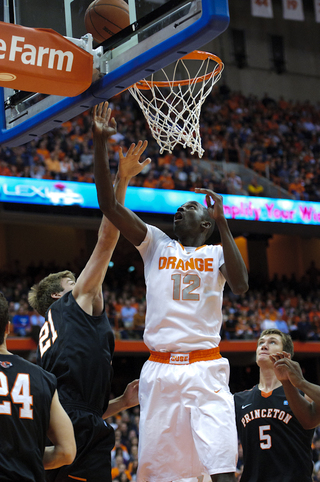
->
[0,0,229,147]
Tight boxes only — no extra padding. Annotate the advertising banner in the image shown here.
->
[0,21,93,96]
[1,177,320,226]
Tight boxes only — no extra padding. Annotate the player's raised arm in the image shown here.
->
[271,352,320,429]
[195,187,248,295]
[93,102,149,246]
[73,103,150,314]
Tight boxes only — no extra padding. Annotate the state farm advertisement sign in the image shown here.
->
[0,21,93,96]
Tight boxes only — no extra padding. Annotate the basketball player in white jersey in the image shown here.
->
[92,102,249,482]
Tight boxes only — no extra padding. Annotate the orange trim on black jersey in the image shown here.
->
[261,390,273,398]
[68,476,87,481]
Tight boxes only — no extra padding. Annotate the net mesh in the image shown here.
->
[129,52,223,158]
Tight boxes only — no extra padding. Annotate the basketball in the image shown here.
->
[84,0,130,43]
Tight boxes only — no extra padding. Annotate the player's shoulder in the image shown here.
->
[49,290,74,312]
[2,354,55,381]
[145,223,171,244]
[234,385,258,404]
[205,243,223,254]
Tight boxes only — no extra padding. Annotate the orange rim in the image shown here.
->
[133,50,223,90]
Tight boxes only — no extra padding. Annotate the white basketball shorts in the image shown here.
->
[137,356,237,482]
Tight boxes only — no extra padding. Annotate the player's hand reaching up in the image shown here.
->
[92,102,117,138]
[118,140,151,180]
[194,188,225,222]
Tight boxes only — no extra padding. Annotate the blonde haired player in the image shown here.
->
[92,102,249,482]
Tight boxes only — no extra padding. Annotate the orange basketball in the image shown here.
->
[84,0,130,43]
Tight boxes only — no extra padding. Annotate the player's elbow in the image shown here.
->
[61,441,77,466]
[98,195,116,217]
[65,446,77,466]
[301,419,318,431]
[303,408,320,430]
[231,280,249,295]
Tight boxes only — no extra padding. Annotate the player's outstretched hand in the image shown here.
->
[122,379,139,409]
[118,140,151,179]
[92,102,117,138]
[194,187,225,222]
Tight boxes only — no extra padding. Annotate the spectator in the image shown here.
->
[275,312,290,334]
[260,315,277,331]
[11,305,31,336]
[29,310,45,343]
[247,176,264,196]
[288,177,306,200]
[158,169,175,189]
[226,170,248,195]
[132,302,145,339]
[44,150,61,177]
[120,299,137,333]
[143,172,158,188]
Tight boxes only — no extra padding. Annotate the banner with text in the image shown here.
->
[282,0,304,20]
[1,177,320,226]
[0,21,93,96]
[251,0,274,18]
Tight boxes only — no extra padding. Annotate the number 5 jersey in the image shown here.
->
[234,385,314,482]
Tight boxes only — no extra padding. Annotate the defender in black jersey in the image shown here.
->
[28,103,149,482]
[0,293,76,482]
[234,329,314,482]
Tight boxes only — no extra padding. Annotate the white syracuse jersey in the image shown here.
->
[136,224,226,352]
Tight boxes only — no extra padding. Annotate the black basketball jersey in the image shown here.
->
[0,354,56,482]
[37,291,115,415]
[234,385,314,482]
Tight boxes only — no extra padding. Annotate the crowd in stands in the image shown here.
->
[1,86,320,201]
[106,407,141,482]
[1,258,320,345]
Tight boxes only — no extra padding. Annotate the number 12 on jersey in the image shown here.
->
[171,274,200,301]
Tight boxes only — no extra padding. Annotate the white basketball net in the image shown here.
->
[129,52,224,158]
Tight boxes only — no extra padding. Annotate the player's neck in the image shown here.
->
[178,233,207,247]
[0,345,11,355]
[258,367,282,393]
[0,337,11,355]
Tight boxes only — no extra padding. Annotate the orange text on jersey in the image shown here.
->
[159,256,214,271]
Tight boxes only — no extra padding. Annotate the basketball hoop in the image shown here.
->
[129,51,224,158]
